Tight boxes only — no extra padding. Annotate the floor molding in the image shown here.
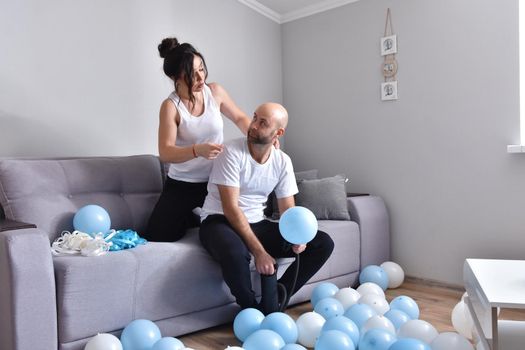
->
[405,275,465,292]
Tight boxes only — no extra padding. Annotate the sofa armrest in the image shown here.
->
[347,195,390,268]
[0,227,57,350]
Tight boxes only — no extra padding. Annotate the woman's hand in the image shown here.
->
[195,143,224,159]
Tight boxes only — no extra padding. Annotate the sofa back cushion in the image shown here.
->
[0,155,163,241]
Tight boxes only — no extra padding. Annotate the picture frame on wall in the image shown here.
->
[381,81,398,100]
[380,34,397,56]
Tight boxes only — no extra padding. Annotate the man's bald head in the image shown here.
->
[254,102,289,129]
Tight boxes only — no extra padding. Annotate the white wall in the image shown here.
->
[282,0,525,285]
[0,0,282,157]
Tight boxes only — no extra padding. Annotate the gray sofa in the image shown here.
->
[0,155,390,350]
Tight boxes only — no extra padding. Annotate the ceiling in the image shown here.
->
[238,0,360,23]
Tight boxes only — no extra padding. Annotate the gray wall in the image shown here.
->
[0,0,282,157]
[283,0,525,285]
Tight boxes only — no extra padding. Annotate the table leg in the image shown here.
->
[492,307,498,350]
[465,295,493,350]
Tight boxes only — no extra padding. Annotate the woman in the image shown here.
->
[146,37,251,242]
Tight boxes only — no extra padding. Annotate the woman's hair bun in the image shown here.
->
[158,38,180,58]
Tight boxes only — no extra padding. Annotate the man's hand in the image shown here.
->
[254,250,276,275]
[292,244,307,254]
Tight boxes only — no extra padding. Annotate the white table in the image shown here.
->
[463,259,525,350]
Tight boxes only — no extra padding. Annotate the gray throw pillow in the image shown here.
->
[295,175,350,220]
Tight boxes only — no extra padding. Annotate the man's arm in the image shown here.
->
[277,196,307,254]
[218,184,276,275]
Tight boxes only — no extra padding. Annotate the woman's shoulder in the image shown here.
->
[159,97,179,122]
[207,82,226,98]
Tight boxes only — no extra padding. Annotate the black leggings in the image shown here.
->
[199,214,334,309]
[145,177,208,242]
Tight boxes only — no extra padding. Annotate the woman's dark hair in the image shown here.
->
[158,37,208,107]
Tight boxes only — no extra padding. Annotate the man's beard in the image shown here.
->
[248,130,273,145]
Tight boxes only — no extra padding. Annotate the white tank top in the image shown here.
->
[167,84,223,183]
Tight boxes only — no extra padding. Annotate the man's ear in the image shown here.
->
[276,127,285,138]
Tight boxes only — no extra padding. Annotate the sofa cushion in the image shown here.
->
[0,155,163,241]
[295,175,351,220]
[53,228,236,343]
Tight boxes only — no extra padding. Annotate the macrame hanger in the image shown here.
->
[383,8,397,82]
[384,8,394,37]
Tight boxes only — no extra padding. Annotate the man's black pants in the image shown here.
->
[199,214,334,309]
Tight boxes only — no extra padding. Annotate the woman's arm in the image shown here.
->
[158,99,195,163]
[158,99,223,162]
[209,82,251,134]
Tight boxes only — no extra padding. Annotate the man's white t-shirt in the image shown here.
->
[201,137,298,223]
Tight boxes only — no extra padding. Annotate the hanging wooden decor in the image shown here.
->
[381,8,398,101]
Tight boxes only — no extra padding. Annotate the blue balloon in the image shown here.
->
[389,296,420,320]
[344,303,377,329]
[151,337,185,350]
[314,297,345,320]
[384,309,411,330]
[120,319,161,350]
[322,315,360,346]
[388,338,431,350]
[279,206,318,244]
[281,344,307,350]
[315,329,355,350]
[358,328,396,350]
[73,204,111,235]
[260,312,298,344]
[242,329,285,350]
[233,308,265,342]
[311,282,339,306]
[359,265,389,291]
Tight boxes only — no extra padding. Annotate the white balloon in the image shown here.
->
[380,261,405,288]
[334,287,361,311]
[356,282,386,298]
[358,294,390,315]
[451,301,474,340]
[431,332,474,350]
[398,319,439,344]
[84,333,122,350]
[361,315,396,335]
[295,312,326,348]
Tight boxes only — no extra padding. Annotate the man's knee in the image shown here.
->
[315,230,335,254]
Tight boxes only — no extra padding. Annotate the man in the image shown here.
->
[199,102,334,310]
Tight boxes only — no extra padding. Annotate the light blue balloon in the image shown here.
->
[321,315,360,346]
[233,308,265,342]
[314,297,345,320]
[73,204,111,235]
[260,312,298,344]
[120,319,161,350]
[388,338,431,350]
[242,329,285,350]
[343,303,377,329]
[311,282,339,306]
[315,329,355,350]
[389,296,420,320]
[151,337,185,350]
[358,328,396,350]
[279,206,318,244]
[384,309,411,330]
[281,344,307,350]
[359,265,389,291]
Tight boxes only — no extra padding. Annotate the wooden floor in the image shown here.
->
[178,278,525,349]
